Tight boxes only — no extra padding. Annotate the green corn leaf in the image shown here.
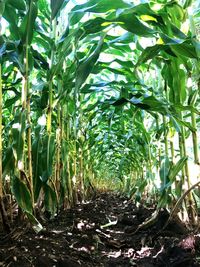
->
[0,0,5,15]
[44,184,57,215]
[75,34,106,90]
[168,156,188,181]
[50,43,72,77]
[3,4,20,39]
[2,146,15,176]
[111,98,128,107]
[170,24,187,39]
[115,13,156,37]
[188,90,198,106]
[19,2,38,45]
[172,104,200,115]
[41,135,55,182]
[136,44,164,66]
[171,42,198,59]
[26,212,43,233]
[183,0,192,9]
[32,48,49,70]
[4,95,20,108]
[0,43,6,61]
[193,40,200,58]
[84,102,99,112]
[158,191,171,208]
[83,17,109,34]
[108,32,135,44]
[170,116,181,133]
[173,115,196,132]
[32,126,43,201]
[142,96,169,113]
[50,0,69,20]
[72,0,131,13]
[38,0,50,16]
[6,0,26,11]
[129,95,169,115]
[69,11,84,25]
[34,35,50,51]
[11,176,33,213]
[159,156,171,187]
[138,179,147,193]
[114,59,134,69]
[160,33,184,45]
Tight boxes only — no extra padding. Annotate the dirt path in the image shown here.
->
[0,192,200,266]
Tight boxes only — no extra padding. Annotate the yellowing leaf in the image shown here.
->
[157,38,164,44]
[140,15,157,22]
[101,22,112,27]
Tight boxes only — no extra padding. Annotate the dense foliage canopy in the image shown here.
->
[0,0,199,229]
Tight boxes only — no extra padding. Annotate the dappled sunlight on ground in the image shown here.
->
[0,192,200,266]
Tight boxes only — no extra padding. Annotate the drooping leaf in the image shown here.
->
[2,146,15,176]
[111,98,127,107]
[41,135,55,182]
[83,17,109,34]
[32,48,49,70]
[11,176,32,213]
[136,44,165,66]
[75,34,106,90]
[4,95,20,108]
[32,125,43,201]
[171,42,198,59]
[108,32,135,44]
[114,12,156,37]
[168,156,188,181]
[44,184,57,215]
[159,156,171,190]
[172,115,196,133]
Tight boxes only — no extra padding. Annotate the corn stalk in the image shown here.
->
[24,0,35,208]
[0,1,10,232]
[188,13,200,165]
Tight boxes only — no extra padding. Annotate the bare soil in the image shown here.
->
[0,192,200,267]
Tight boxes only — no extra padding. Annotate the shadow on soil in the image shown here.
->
[0,192,200,266]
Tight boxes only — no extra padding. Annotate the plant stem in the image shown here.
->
[24,0,35,208]
[191,111,199,164]
[47,80,53,135]
[188,14,200,165]
[47,19,56,135]
[170,141,174,163]
[55,100,61,207]
[163,115,169,157]
[79,147,84,201]
[179,121,195,223]
[0,63,2,198]
[65,103,73,205]
[0,18,10,232]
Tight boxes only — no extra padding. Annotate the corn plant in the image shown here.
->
[0,0,199,229]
